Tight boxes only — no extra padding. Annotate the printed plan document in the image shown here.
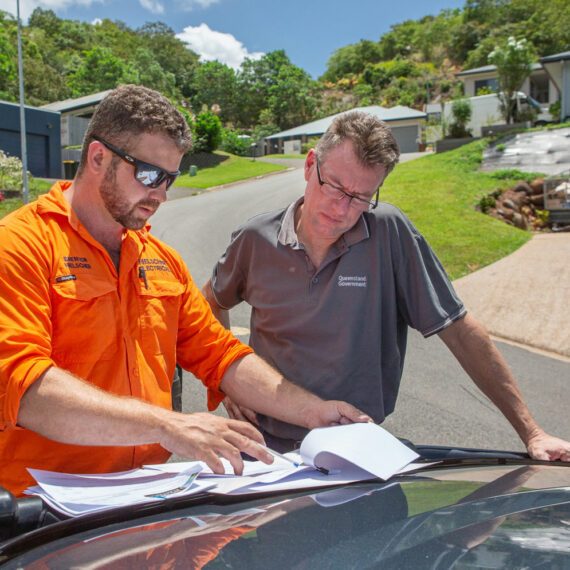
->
[26,423,423,517]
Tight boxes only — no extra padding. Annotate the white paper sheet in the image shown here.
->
[300,423,419,480]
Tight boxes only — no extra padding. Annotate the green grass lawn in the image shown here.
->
[175,151,287,189]
[0,179,52,218]
[1,142,540,280]
[381,139,536,279]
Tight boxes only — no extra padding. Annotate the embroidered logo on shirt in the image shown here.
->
[63,256,91,269]
[338,275,367,288]
[139,258,171,273]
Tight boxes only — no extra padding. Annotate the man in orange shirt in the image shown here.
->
[0,85,369,496]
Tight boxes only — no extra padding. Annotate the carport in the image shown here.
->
[540,51,570,122]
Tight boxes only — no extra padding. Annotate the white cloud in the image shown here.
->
[176,23,264,70]
[175,0,221,10]
[0,0,105,22]
[139,0,164,15]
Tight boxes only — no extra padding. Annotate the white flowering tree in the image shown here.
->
[488,37,536,124]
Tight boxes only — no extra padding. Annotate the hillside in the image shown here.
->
[0,0,567,134]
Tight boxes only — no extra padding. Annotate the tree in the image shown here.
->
[68,46,138,96]
[0,12,17,101]
[268,64,319,130]
[190,61,237,124]
[488,36,535,124]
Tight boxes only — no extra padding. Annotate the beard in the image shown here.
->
[99,162,161,230]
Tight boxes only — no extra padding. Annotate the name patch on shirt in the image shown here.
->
[55,274,77,282]
[139,258,172,273]
[63,256,91,269]
[338,275,367,288]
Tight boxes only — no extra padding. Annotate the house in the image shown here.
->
[0,100,61,179]
[264,105,427,155]
[40,90,112,147]
[540,51,570,122]
[455,63,557,108]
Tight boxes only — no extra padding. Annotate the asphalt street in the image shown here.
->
[151,161,569,454]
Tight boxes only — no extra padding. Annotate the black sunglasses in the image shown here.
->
[93,136,180,190]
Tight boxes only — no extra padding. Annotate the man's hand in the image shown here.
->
[306,401,372,430]
[526,431,570,462]
[159,412,274,475]
[223,396,259,425]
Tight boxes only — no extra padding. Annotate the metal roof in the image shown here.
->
[540,51,570,63]
[265,105,426,140]
[456,63,543,76]
[39,90,112,113]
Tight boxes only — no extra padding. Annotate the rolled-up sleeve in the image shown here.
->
[0,220,56,430]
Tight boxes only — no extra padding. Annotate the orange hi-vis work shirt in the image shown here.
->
[0,182,253,496]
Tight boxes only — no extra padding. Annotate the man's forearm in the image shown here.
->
[439,313,542,446]
[17,366,274,474]
[220,354,322,429]
[18,366,169,446]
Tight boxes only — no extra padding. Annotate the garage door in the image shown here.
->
[0,130,49,178]
[390,125,419,154]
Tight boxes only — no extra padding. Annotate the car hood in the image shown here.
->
[1,461,569,568]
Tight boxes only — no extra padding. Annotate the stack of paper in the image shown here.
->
[26,423,423,517]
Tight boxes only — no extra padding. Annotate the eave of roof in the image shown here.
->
[266,105,426,140]
[39,90,112,113]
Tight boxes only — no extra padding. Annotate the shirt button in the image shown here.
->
[312,277,318,284]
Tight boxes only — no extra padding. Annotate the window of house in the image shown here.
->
[474,78,498,95]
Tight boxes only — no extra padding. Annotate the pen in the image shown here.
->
[259,444,300,467]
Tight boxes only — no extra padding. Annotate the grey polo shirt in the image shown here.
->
[211,198,466,440]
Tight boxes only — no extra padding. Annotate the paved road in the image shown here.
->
[151,167,569,453]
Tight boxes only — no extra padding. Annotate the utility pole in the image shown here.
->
[17,0,29,204]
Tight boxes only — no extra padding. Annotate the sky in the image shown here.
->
[2,0,467,79]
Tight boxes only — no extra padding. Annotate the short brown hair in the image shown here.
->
[78,84,193,173]
[316,111,400,174]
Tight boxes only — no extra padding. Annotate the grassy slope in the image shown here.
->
[175,152,287,189]
[382,140,532,280]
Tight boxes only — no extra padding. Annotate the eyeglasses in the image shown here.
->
[93,136,180,190]
[316,158,380,211]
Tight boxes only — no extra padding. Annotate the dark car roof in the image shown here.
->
[1,459,569,569]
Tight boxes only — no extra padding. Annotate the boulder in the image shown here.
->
[512,181,532,195]
[529,178,544,195]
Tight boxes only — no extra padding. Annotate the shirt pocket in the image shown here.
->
[50,276,118,363]
[136,278,185,356]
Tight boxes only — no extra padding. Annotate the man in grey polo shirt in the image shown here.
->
[202,111,570,462]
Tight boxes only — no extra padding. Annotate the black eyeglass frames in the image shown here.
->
[93,136,180,190]
[316,157,379,210]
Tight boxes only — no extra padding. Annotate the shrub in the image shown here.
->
[448,98,472,138]
[192,111,222,153]
[0,150,24,192]
[221,129,251,156]
[301,136,321,154]
[549,101,561,122]
[478,195,496,213]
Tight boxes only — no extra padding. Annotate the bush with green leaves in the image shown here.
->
[0,150,24,192]
[221,129,251,157]
[301,136,321,154]
[192,111,222,153]
[448,98,472,138]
